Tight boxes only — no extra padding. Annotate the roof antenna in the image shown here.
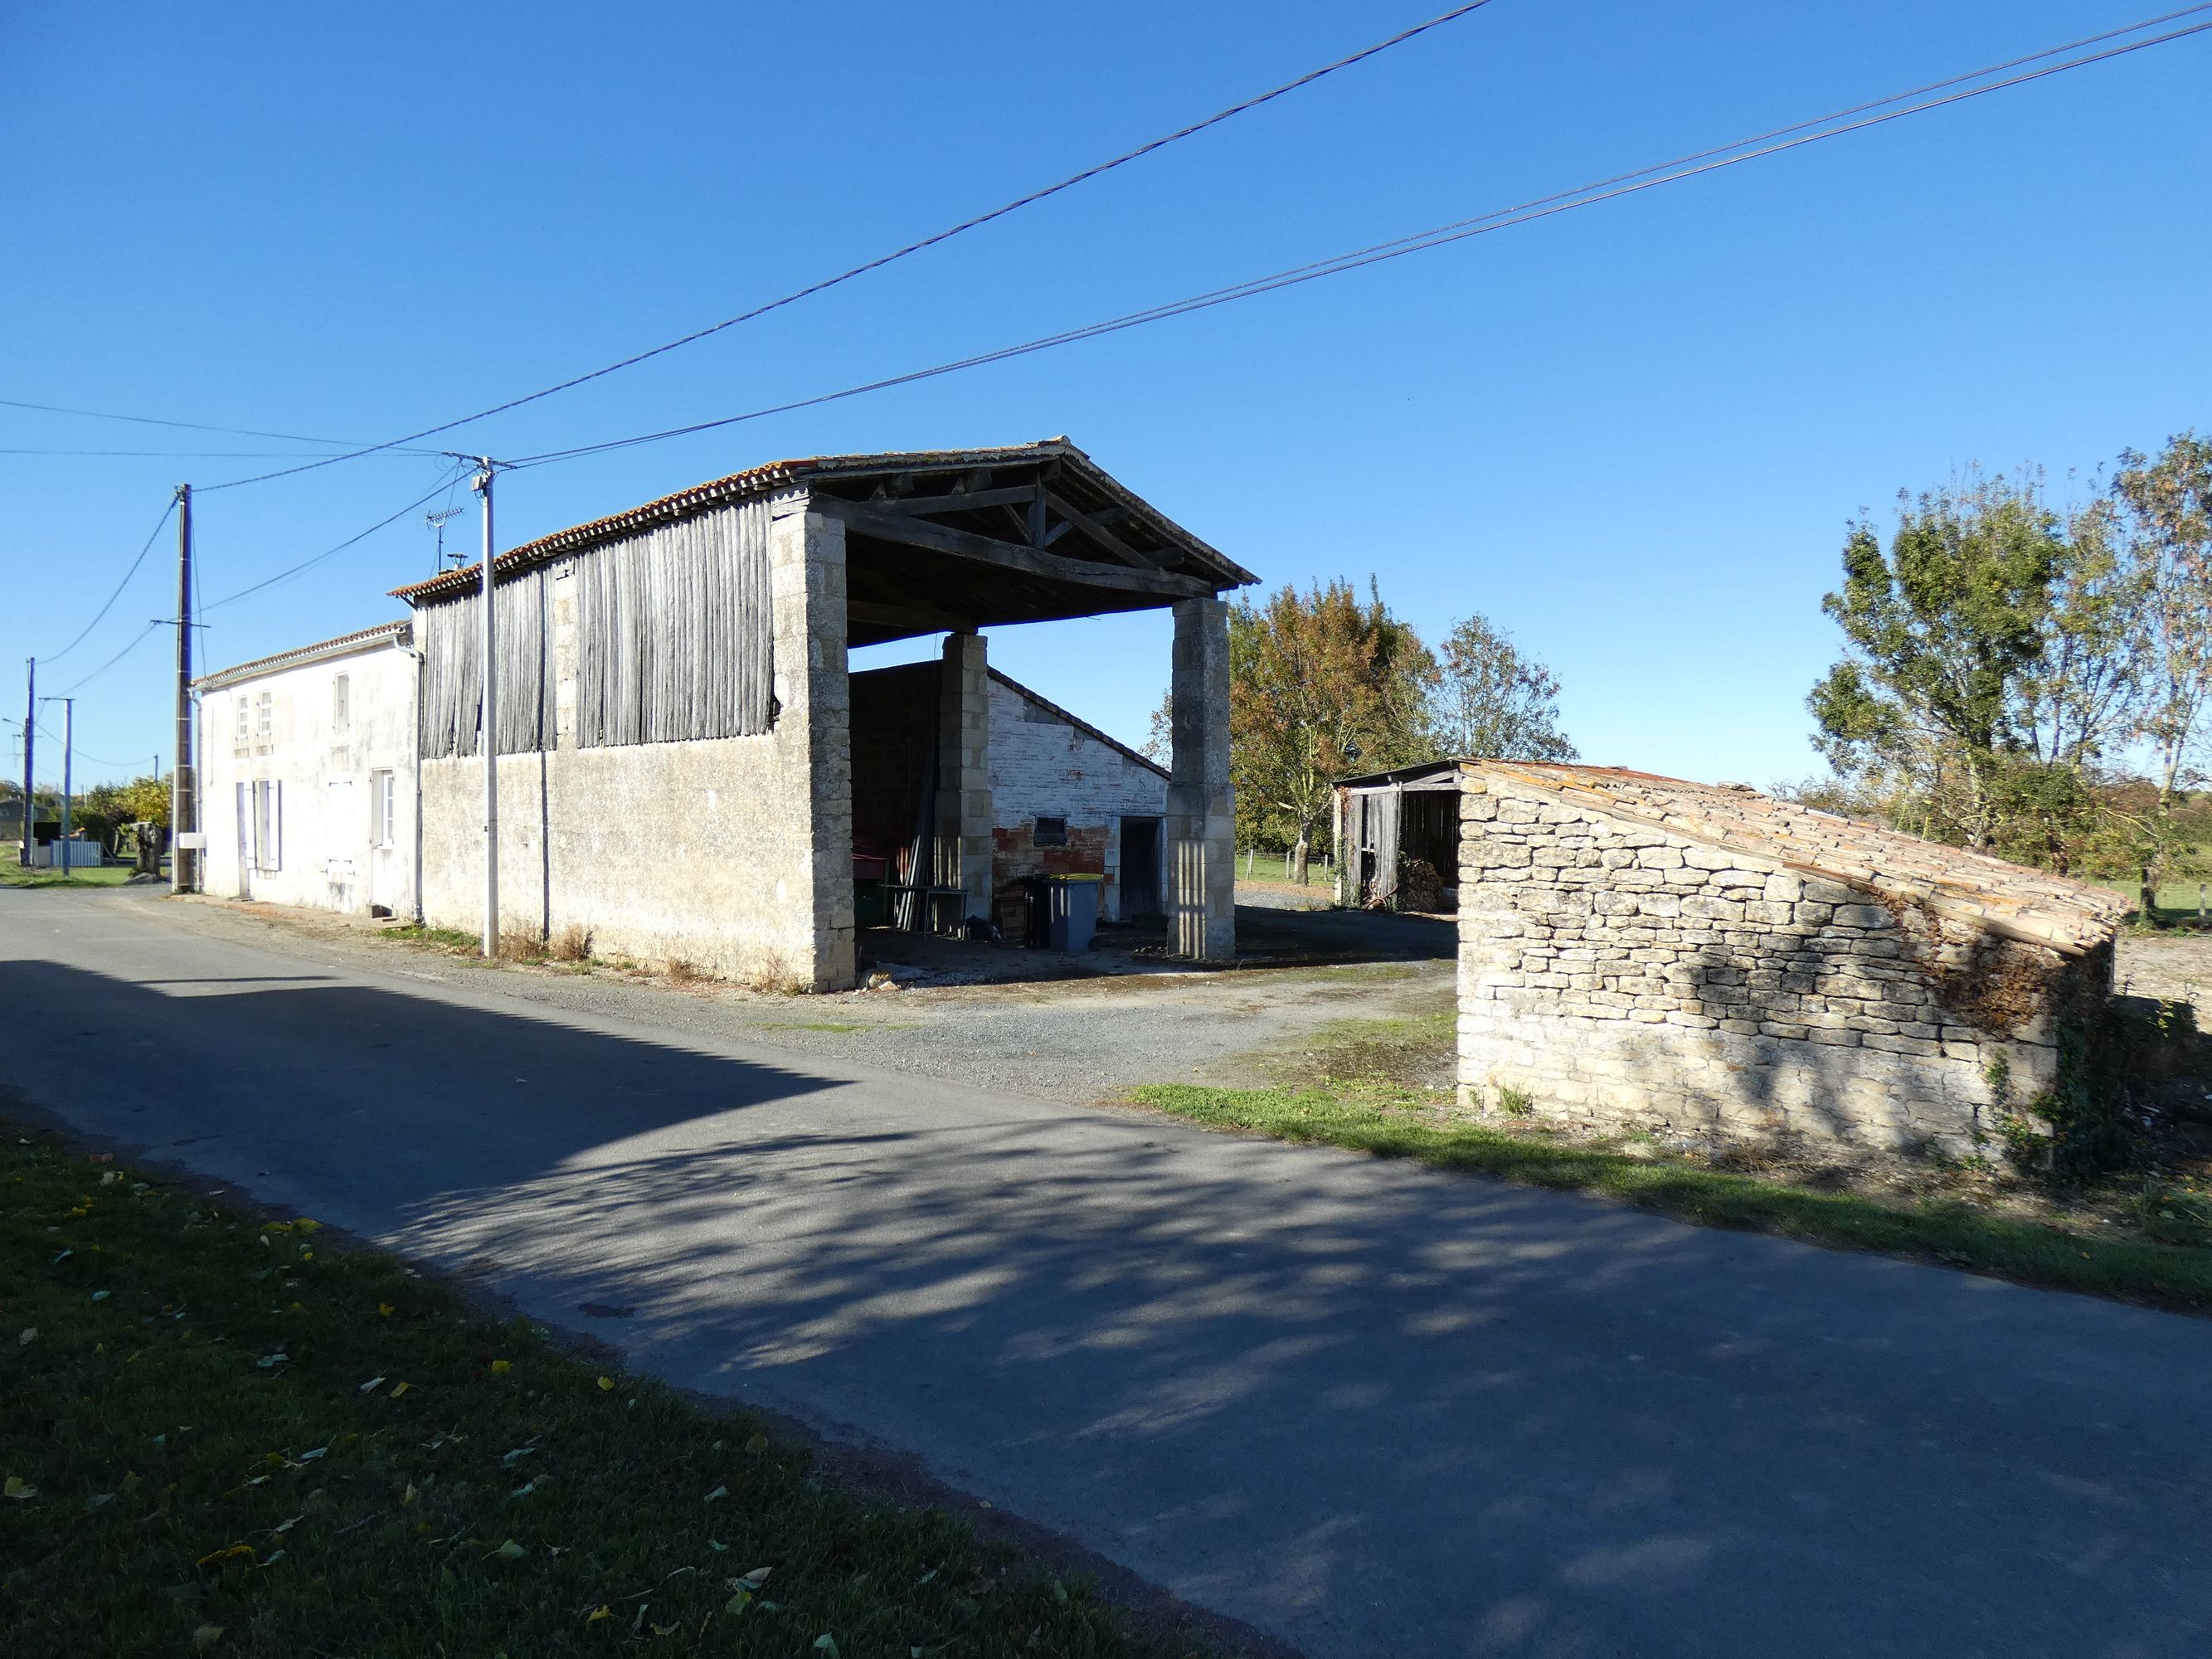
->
[425,505,468,574]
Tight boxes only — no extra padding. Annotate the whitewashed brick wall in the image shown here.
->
[988,676,1165,920]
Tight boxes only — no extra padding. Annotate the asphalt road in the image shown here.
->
[7,888,2212,1658]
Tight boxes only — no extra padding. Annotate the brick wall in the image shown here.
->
[988,675,1164,921]
[1455,775,2111,1159]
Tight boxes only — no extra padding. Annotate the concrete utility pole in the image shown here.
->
[171,484,198,893]
[474,459,498,957]
[19,658,32,869]
[54,698,72,871]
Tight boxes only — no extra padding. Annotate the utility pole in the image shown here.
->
[55,698,72,871]
[172,484,197,893]
[474,459,498,957]
[18,659,32,869]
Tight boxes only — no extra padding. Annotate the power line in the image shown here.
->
[0,447,450,459]
[197,2,1503,494]
[59,622,163,696]
[41,494,178,664]
[507,7,2212,471]
[0,396,439,451]
[201,461,475,613]
[27,718,148,773]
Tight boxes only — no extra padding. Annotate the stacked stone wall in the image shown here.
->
[1455,778,2092,1157]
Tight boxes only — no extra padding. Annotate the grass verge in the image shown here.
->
[0,863,135,890]
[1128,1082,2212,1311]
[0,1119,1189,1657]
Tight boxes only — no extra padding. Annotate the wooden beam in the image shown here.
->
[1043,491,1160,570]
[847,597,973,634]
[817,497,1214,600]
[847,483,1038,517]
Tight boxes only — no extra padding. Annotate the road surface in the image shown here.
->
[5,888,2210,1657]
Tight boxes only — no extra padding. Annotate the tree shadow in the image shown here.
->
[7,958,2212,1658]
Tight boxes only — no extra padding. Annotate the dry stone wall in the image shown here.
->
[1454,776,2107,1158]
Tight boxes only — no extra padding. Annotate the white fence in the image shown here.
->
[30,840,105,869]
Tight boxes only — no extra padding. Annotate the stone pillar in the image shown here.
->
[1167,596,1235,961]
[770,495,856,991]
[935,629,992,927]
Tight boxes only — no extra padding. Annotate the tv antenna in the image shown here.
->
[425,505,468,573]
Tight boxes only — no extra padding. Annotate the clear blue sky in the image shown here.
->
[3,1,2206,791]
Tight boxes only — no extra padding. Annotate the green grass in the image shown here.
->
[1128,1082,2212,1311]
[0,1117,1184,1658]
[0,862,134,890]
[377,923,483,953]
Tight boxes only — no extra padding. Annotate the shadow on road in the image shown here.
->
[5,953,2211,1658]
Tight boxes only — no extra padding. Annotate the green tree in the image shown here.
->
[2113,432,2212,908]
[1432,611,1575,761]
[1809,473,2075,852]
[1229,579,1436,883]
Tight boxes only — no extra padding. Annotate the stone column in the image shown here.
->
[1167,596,1235,961]
[770,495,856,991]
[935,629,992,927]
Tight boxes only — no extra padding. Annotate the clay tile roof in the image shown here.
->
[192,620,411,693]
[391,438,1253,606]
[1464,761,2131,956]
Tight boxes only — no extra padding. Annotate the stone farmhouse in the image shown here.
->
[194,440,1249,988]
[1453,761,2129,1159]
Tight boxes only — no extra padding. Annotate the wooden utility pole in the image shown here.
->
[172,484,197,893]
[474,460,498,957]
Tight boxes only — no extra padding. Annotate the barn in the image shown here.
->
[382,439,1250,988]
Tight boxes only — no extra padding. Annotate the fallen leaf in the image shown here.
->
[489,1359,513,1375]
[702,1485,728,1504]
[294,1219,321,1233]
[500,1447,536,1467]
[359,1376,385,1394]
[192,1624,223,1650]
[814,1637,840,1656]
[261,1549,284,1567]
[586,1606,613,1625]
[195,1543,256,1569]
[735,1567,771,1593]
[491,1539,527,1562]
[707,1539,727,1552]
[90,1290,109,1301]
[596,1375,615,1392]
[272,1515,302,1535]
[4,1476,36,1502]
[51,1248,71,1264]
[744,1433,768,1455]
[390,1381,411,1399]
[255,1351,289,1369]
[402,1483,418,1507]
[377,1302,394,1317]
[298,1446,328,1462]
[511,1480,537,1498]
[17,1328,34,1346]
[722,1593,751,1618]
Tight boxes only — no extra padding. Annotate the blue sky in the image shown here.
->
[3,1,2207,791]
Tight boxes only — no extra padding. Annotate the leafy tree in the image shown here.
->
[1810,473,2083,853]
[1432,611,1575,761]
[1229,579,1436,883]
[79,773,172,862]
[2112,433,2212,905]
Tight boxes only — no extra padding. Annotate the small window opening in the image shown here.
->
[1033,816,1068,847]
[333,674,351,735]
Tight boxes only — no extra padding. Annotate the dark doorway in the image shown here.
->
[1120,816,1162,919]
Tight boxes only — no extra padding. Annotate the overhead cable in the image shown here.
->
[41,494,178,664]
[59,622,163,696]
[201,462,475,613]
[196,1,1503,493]
[506,8,2212,470]
[0,396,435,451]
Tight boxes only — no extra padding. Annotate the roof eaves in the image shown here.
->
[192,620,412,693]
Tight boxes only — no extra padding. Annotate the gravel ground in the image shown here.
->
[137,893,1452,1104]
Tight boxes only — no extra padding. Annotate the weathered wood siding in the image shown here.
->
[576,502,774,747]
[416,568,555,759]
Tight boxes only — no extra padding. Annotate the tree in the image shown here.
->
[1229,579,1436,883]
[1809,472,2079,852]
[1431,611,1576,761]
[79,773,172,864]
[2112,433,2212,907]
